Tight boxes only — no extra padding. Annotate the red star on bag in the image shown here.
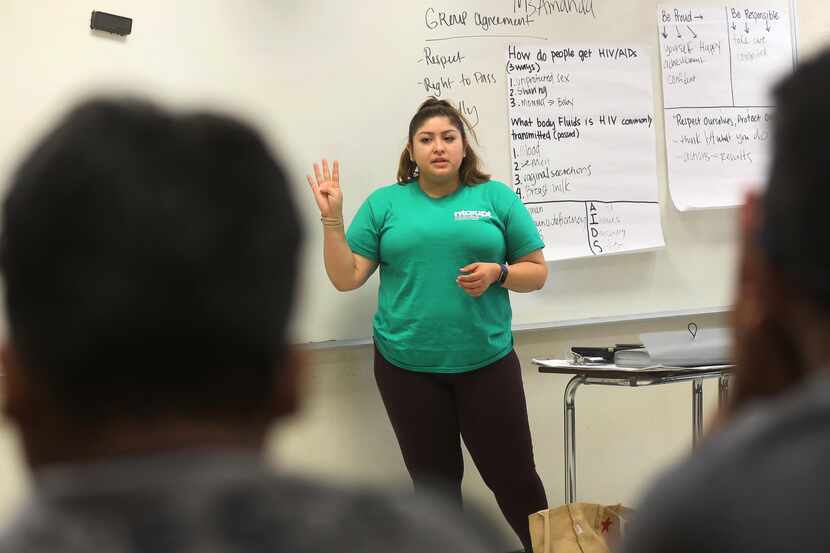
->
[601,517,613,533]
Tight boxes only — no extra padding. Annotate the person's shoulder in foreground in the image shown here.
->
[0,451,506,553]
[619,376,830,553]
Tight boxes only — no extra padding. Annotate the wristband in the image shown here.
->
[496,262,509,286]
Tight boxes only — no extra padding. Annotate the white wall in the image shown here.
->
[4,0,820,347]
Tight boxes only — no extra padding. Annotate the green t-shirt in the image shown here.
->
[347,179,545,373]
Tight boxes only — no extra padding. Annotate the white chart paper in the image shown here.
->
[658,3,795,210]
[506,44,665,261]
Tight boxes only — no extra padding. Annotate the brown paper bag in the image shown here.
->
[529,502,634,553]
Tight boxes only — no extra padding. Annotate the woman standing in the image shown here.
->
[308,98,548,552]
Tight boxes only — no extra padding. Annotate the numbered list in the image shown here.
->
[507,44,665,260]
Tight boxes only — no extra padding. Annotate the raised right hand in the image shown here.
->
[307,159,343,219]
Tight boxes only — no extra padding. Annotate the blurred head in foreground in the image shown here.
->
[620,48,830,553]
[0,97,505,553]
[729,47,830,407]
[0,97,304,464]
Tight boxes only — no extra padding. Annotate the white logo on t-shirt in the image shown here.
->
[454,210,492,221]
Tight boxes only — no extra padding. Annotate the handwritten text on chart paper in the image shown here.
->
[506,43,664,260]
[657,3,795,210]
[416,1,599,128]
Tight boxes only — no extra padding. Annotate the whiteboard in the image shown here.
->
[0,0,823,344]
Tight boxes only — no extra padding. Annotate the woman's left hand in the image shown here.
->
[457,262,500,297]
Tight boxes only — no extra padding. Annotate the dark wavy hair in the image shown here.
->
[396,97,490,185]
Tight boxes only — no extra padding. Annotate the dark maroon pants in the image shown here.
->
[374,347,548,552]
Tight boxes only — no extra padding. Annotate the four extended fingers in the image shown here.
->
[308,159,340,188]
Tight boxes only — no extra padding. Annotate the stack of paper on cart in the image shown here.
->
[614,328,731,368]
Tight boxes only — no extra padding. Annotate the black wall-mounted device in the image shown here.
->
[90,11,132,36]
